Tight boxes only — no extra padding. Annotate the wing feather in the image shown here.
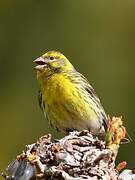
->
[67,70,108,131]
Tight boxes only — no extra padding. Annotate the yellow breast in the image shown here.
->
[41,73,98,132]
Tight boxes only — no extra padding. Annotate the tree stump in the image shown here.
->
[2,117,135,180]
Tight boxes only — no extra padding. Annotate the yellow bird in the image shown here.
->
[34,51,108,135]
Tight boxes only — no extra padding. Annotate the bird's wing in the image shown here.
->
[80,73,108,130]
[38,90,54,128]
[68,70,108,130]
[38,90,43,111]
[68,71,101,104]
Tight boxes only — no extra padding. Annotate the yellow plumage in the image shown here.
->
[34,51,108,135]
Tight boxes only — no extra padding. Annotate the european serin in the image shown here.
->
[34,51,108,135]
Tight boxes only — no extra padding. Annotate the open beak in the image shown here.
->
[33,57,47,70]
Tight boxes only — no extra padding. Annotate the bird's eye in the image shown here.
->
[49,56,54,60]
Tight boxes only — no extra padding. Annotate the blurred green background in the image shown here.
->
[0,0,135,175]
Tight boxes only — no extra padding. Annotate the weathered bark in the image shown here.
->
[2,117,135,180]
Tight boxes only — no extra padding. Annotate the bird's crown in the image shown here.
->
[43,51,65,60]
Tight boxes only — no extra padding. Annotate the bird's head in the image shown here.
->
[34,51,73,77]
